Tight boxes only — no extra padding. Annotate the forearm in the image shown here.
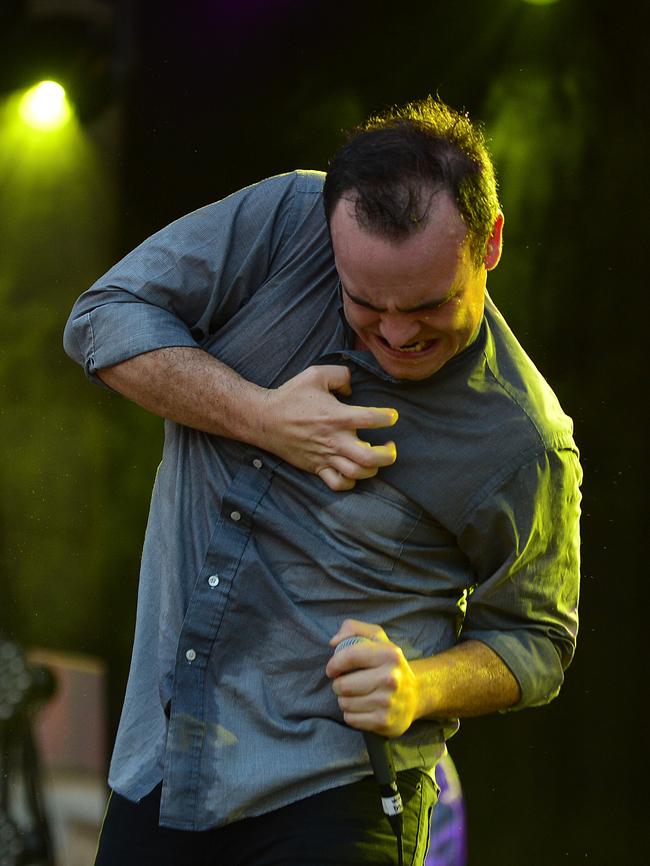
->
[97,346,398,490]
[327,622,522,736]
[98,346,266,445]
[411,639,521,720]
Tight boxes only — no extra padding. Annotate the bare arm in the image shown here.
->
[98,347,399,491]
[325,619,521,737]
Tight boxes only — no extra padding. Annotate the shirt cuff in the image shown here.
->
[460,627,566,710]
[65,302,200,386]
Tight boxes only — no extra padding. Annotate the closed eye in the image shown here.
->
[341,282,455,313]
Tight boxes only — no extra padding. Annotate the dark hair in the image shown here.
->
[323,96,500,266]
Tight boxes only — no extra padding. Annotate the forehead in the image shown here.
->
[330,192,470,302]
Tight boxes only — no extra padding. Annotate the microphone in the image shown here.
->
[334,636,404,840]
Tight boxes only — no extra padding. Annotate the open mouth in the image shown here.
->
[396,340,433,353]
[377,336,438,355]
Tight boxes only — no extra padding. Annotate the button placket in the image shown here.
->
[163,447,280,825]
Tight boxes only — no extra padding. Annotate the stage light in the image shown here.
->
[18,80,72,131]
[522,0,560,5]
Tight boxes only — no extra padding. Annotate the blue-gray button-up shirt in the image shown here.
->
[63,171,581,830]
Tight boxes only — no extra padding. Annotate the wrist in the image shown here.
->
[410,656,443,721]
[229,381,271,448]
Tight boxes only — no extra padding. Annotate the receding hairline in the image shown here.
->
[329,184,470,248]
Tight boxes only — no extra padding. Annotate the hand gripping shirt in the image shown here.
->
[63,171,582,830]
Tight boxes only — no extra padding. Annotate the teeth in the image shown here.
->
[398,341,429,352]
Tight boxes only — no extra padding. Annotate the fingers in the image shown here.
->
[317,467,357,492]
[335,677,395,732]
[339,439,397,470]
[310,366,399,430]
[325,622,391,682]
[351,406,399,431]
[326,448,397,481]
[330,619,388,647]
[327,456,378,481]
[268,365,399,489]
[326,646,408,738]
[315,440,396,489]
[326,639,395,681]
[337,709,388,734]
[324,628,417,737]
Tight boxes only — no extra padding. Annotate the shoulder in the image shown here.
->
[480,294,576,453]
[292,169,326,193]
[242,169,325,210]
[194,170,324,221]
[281,170,326,232]
[444,295,579,527]
[226,170,326,239]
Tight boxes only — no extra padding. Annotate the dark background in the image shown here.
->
[1,0,646,863]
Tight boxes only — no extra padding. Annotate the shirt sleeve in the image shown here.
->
[63,172,301,384]
[456,446,582,710]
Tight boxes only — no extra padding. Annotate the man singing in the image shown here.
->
[64,96,581,865]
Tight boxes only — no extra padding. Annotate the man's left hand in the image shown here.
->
[325,619,420,738]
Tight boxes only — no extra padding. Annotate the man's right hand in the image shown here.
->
[259,365,398,491]
[98,350,397,492]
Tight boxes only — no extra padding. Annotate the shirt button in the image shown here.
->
[185,649,196,662]
[252,458,263,469]
[208,575,220,587]
[230,511,241,522]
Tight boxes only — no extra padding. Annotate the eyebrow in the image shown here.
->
[340,282,457,313]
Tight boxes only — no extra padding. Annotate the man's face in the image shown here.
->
[330,193,495,381]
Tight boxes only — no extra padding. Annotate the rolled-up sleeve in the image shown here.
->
[457,447,582,709]
[63,173,298,384]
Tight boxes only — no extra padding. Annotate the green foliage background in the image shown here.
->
[0,105,162,723]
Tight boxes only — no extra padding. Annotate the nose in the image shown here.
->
[378,314,420,349]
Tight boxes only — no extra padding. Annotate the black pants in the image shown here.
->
[95,769,437,866]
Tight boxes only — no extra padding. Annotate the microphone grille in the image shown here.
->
[334,635,371,654]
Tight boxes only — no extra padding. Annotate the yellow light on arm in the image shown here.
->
[18,81,72,131]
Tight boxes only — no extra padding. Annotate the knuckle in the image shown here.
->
[377,693,392,710]
[334,675,349,693]
[385,673,399,692]
[323,434,342,451]
[340,618,355,630]
[377,709,391,728]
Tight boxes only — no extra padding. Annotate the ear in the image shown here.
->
[483,211,504,271]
